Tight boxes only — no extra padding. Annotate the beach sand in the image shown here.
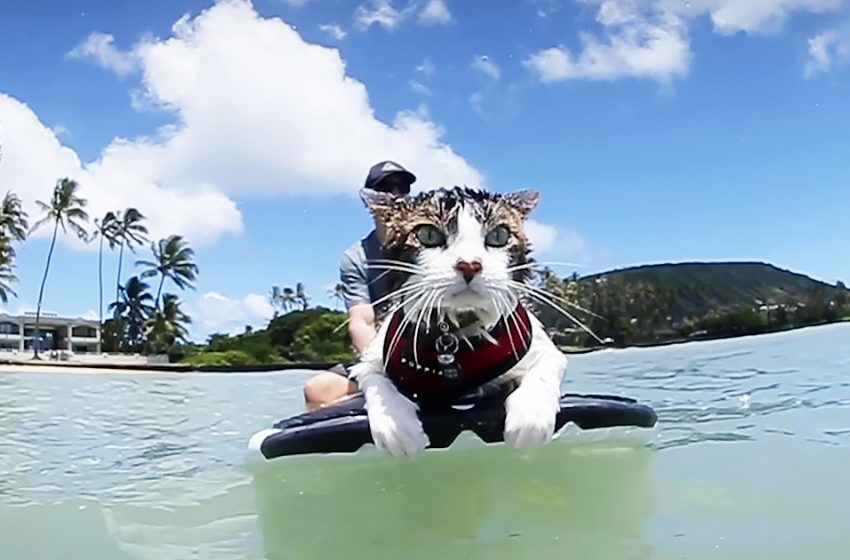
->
[0,359,329,375]
[0,360,193,376]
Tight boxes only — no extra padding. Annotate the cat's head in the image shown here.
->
[361,186,539,324]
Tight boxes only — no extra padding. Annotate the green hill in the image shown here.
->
[541,261,849,347]
[582,261,845,320]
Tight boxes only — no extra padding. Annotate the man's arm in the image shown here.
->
[339,247,378,355]
[347,303,377,354]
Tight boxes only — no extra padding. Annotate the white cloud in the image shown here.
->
[190,291,275,338]
[411,58,435,95]
[51,123,71,139]
[670,0,844,35]
[805,27,850,77]
[81,309,99,321]
[525,0,846,83]
[410,80,432,95]
[319,23,347,40]
[416,58,435,78]
[471,55,501,80]
[525,6,691,83]
[531,0,563,19]
[0,303,36,316]
[525,219,610,269]
[469,91,485,113]
[66,32,138,76]
[355,0,407,30]
[419,0,453,25]
[526,220,558,255]
[0,93,243,249]
[2,0,482,251]
[469,55,501,113]
[355,0,453,31]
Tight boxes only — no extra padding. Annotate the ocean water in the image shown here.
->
[1,323,849,559]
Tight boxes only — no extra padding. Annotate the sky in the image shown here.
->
[0,0,849,342]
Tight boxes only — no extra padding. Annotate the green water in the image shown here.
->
[2,324,849,559]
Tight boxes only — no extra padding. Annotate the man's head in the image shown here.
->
[364,161,416,197]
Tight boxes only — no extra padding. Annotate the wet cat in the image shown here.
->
[347,186,568,458]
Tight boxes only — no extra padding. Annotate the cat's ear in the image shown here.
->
[504,189,540,216]
[359,188,396,221]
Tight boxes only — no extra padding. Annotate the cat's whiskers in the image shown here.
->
[365,259,426,288]
[506,280,605,344]
[514,279,603,319]
[368,278,433,308]
[412,290,441,365]
[385,280,453,367]
[492,290,521,360]
[384,289,433,370]
[505,260,586,273]
[496,287,531,356]
[334,278,440,335]
[366,258,425,273]
[332,280,434,336]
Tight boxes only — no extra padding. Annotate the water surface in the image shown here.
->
[1,323,849,559]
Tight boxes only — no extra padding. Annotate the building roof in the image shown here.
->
[0,312,100,328]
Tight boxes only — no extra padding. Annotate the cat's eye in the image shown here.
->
[415,224,446,247]
[485,225,510,247]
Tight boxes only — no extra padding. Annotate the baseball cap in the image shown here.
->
[364,160,416,193]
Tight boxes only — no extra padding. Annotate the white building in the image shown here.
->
[0,312,101,354]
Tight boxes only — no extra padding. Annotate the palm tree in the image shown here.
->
[112,208,148,304]
[0,241,18,304]
[327,283,346,310]
[91,211,119,329]
[0,191,29,303]
[295,282,309,310]
[30,178,89,358]
[144,293,191,353]
[108,275,154,352]
[269,285,284,317]
[136,234,199,310]
[0,191,29,244]
[281,286,297,312]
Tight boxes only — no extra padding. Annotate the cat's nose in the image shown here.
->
[455,260,482,284]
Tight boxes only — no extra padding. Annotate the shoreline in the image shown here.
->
[0,358,341,376]
[2,320,847,376]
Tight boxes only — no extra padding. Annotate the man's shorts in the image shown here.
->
[329,362,352,378]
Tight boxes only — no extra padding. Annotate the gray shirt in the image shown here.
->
[339,229,393,321]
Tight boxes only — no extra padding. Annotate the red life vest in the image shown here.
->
[382,303,533,405]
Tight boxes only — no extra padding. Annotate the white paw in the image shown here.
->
[366,389,430,458]
[503,382,559,449]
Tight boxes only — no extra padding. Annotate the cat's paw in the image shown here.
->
[366,389,430,458]
[503,382,559,449]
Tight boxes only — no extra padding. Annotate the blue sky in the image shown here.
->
[1,0,849,341]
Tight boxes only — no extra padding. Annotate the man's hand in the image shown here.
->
[348,303,377,355]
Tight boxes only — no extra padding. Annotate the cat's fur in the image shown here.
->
[347,186,568,458]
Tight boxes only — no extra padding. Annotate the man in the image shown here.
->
[303,160,416,409]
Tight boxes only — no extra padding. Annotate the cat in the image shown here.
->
[346,186,568,458]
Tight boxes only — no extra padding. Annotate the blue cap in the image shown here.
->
[364,161,416,192]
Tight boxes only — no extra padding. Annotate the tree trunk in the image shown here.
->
[155,273,165,311]
[115,239,125,311]
[34,218,60,359]
[98,233,104,328]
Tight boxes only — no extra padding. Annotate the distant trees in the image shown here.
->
[0,191,29,304]
[269,282,310,315]
[0,169,197,357]
[542,269,850,348]
[179,305,352,366]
